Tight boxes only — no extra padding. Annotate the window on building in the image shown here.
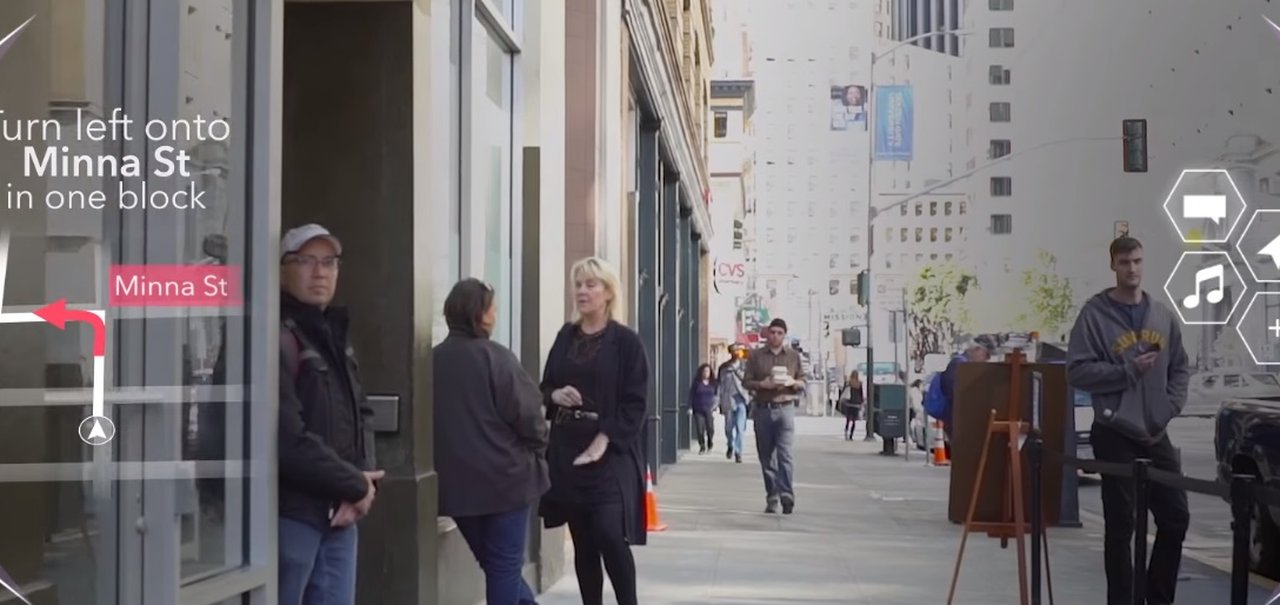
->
[930,201,938,216]
[875,22,884,38]
[991,177,1013,196]
[915,202,923,216]
[989,65,1011,85]
[916,253,924,262]
[884,227,893,242]
[946,253,954,261]
[900,227,908,241]
[989,27,1015,48]
[945,227,954,242]
[991,214,1014,234]
[945,201,953,215]
[900,204,908,216]
[990,0,1014,9]
[850,279,858,295]
[830,253,839,268]
[713,111,728,138]
[990,102,1012,122]
[930,227,938,242]
[990,139,1012,158]
[472,15,517,345]
[915,228,923,242]
[959,201,968,215]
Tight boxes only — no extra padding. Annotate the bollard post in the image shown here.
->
[1029,431,1044,605]
[1230,474,1254,605]
[1132,459,1151,605]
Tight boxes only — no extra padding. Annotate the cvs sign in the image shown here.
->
[714,258,746,289]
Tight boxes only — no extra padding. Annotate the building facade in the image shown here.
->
[0,0,711,603]
[738,0,874,382]
[706,79,757,357]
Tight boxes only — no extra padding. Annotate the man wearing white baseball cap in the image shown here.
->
[276,223,383,605]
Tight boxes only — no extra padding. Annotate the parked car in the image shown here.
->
[1187,370,1280,418]
[1215,396,1280,579]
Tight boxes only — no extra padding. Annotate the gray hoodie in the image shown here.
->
[1066,288,1190,445]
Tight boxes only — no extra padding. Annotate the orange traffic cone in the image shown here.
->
[931,419,950,466]
[645,467,668,532]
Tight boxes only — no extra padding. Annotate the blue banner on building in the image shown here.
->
[873,85,914,161]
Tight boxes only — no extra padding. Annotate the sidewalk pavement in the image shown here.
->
[538,416,1276,604]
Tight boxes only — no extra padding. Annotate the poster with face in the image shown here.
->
[829,84,867,131]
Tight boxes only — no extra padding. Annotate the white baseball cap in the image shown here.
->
[281,223,343,257]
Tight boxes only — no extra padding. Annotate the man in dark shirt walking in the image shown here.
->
[277,224,385,605]
[743,319,806,514]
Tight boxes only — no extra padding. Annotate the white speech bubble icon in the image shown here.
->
[1183,194,1227,224]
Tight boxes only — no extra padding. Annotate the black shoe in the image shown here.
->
[698,446,706,454]
[781,498,795,515]
[764,502,780,514]
[735,454,742,463]
[726,446,733,460]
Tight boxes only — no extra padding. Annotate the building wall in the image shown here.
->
[742,0,874,362]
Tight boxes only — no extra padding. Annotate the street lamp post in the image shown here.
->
[863,29,974,445]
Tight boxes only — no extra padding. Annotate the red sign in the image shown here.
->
[109,265,242,307]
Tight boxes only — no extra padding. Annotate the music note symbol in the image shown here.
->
[1182,264,1226,309]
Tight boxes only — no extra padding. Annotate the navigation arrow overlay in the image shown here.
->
[1261,234,1280,270]
[35,298,106,356]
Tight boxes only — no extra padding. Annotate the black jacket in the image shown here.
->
[538,321,651,545]
[278,294,371,530]
[433,330,550,517]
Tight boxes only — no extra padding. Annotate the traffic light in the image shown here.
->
[732,219,744,250]
[1122,119,1147,173]
[841,328,862,347]
[856,270,869,307]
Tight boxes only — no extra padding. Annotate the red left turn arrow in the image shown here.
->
[35,299,106,356]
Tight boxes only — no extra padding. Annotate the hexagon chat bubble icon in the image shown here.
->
[1162,251,1248,326]
[1234,291,1280,366]
[1161,168,1249,243]
[1234,209,1280,284]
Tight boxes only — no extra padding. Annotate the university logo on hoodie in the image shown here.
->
[1109,328,1166,355]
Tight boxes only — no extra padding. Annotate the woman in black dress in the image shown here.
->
[539,257,650,605]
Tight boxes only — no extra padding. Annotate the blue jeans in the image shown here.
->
[725,397,748,455]
[454,506,539,605]
[753,403,796,504]
[279,517,358,605]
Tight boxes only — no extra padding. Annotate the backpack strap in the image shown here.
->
[281,318,303,384]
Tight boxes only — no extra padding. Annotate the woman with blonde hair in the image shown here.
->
[839,370,865,440]
[539,257,650,605]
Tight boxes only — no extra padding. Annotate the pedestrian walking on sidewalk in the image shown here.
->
[717,344,749,463]
[276,224,385,605]
[689,364,718,454]
[742,318,806,514]
[539,257,649,605]
[838,371,865,440]
[434,279,549,605]
[1066,236,1190,605]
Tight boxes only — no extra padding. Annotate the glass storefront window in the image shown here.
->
[430,0,461,346]
[0,1,268,603]
[470,16,514,345]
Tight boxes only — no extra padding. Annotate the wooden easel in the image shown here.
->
[946,349,1055,605]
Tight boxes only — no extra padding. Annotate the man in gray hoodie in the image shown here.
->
[1066,236,1191,605]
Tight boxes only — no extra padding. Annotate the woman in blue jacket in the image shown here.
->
[689,363,718,454]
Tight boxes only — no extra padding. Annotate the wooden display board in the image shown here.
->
[946,362,1067,526]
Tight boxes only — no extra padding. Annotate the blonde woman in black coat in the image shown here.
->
[539,257,650,605]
